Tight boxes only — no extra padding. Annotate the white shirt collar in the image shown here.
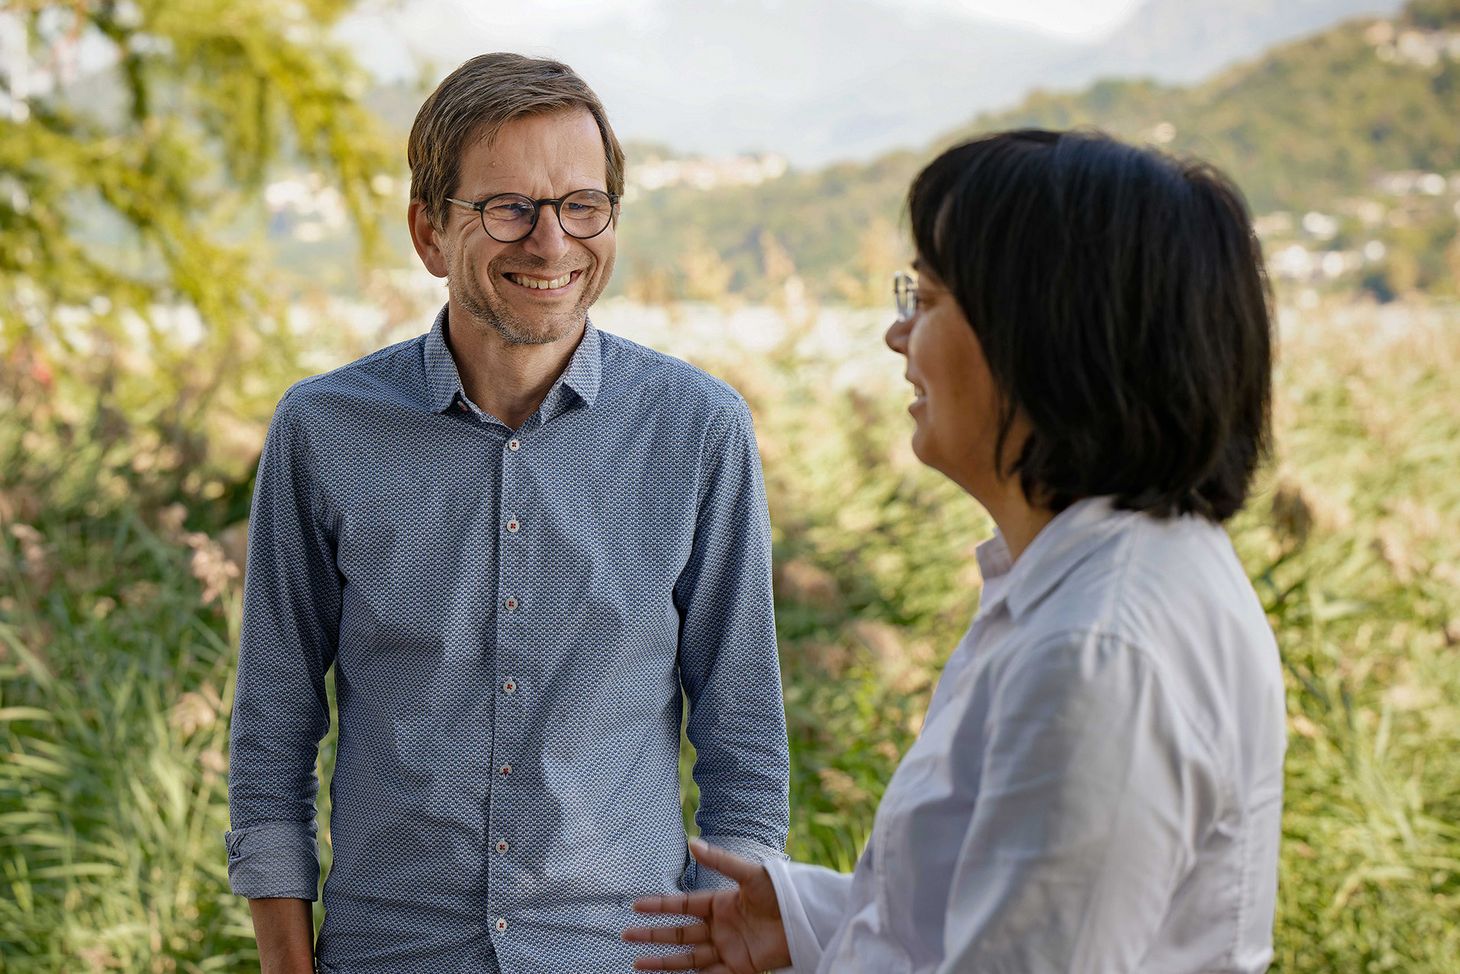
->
[974,496,1134,622]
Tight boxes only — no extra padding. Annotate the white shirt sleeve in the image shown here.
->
[764,858,856,972]
[938,629,1222,974]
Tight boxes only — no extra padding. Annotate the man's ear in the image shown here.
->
[408,199,448,279]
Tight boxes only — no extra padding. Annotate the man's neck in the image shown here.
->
[445,305,586,430]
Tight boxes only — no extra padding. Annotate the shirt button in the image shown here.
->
[506,518,520,533]
[496,839,510,854]
[500,763,512,776]
[495,917,508,933]
[503,680,517,694]
[508,438,521,451]
[504,596,519,611]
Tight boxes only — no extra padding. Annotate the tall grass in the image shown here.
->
[2,300,1457,970]
[1253,308,1460,972]
[0,512,253,971]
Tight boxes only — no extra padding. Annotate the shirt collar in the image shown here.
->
[974,496,1132,622]
[422,304,603,415]
[424,304,464,413]
[557,319,602,408]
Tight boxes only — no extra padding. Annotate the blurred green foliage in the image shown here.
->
[1249,310,1460,971]
[0,2,389,965]
[1,0,393,521]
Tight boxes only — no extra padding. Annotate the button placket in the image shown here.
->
[493,441,527,904]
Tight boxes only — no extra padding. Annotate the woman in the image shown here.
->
[624,129,1286,973]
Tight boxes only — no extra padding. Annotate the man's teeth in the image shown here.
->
[508,272,573,290]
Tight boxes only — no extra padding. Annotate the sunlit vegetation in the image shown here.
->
[5,298,1459,970]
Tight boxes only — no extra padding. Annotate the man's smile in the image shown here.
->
[504,269,580,292]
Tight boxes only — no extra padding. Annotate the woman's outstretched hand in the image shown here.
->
[623,839,792,973]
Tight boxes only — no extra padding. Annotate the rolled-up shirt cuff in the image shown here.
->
[686,833,789,890]
[765,857,819,973]
[225,820,320,900]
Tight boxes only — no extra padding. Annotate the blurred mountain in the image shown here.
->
[613,0,1460,301]
[362,0,1405,165]
[363,0,1076,165]
[1066,0,1407,85]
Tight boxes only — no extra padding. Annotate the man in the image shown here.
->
[225,53,790,974]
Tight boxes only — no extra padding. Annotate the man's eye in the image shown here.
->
[486,201,533,220]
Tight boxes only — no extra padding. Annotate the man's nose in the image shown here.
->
[522,204,572,261]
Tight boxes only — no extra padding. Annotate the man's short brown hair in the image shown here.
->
[408,53,626,230]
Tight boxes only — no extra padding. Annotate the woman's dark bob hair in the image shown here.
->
[908,129,1273,522]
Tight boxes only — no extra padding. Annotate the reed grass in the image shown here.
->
[2,302,1456,971]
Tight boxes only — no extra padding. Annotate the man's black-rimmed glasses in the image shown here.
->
[445,189,619,243]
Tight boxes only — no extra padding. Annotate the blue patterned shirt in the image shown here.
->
[226,307,790,973]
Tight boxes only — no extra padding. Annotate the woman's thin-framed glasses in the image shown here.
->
[893,271,919,322]
[445,189,620,243]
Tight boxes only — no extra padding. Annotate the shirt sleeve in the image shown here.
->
[674,398,791,890]
[764,858,856,972]
[939,630,1221,974]
[225,389,341,901]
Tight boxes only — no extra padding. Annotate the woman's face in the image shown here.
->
[884,262,1006,493]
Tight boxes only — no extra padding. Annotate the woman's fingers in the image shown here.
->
[631,941,718,971]
[622,922,710,945]
[688,839,765,885]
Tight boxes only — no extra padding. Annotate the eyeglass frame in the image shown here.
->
[444,189,621,243]
[893,270,919,322]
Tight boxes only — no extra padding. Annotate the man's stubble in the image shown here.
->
[449,249,613,348]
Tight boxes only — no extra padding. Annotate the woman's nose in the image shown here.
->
[885,315,911,355]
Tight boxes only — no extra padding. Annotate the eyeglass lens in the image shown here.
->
[893,272,918,321]
[480,190,615,242]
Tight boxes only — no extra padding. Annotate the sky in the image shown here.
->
[913,0,1145,37]
[336,0,1148,83]
[372,0,1150,39]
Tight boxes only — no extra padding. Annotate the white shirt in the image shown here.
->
[766,497,1287,973]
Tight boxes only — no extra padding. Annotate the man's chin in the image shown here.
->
[455,296,587,347]
[494,310,585,347]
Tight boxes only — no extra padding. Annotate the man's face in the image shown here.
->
[425,108,617,346]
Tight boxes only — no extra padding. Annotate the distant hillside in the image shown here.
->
[958,1,1459,212]
[614,0,1460,302]
[1067,0,1405,85]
